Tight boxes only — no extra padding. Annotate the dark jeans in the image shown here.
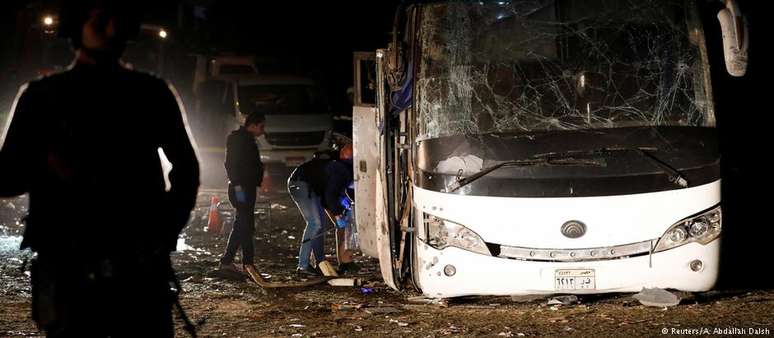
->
[220,184,257,265]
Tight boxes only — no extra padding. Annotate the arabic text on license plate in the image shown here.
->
[555,269,596,290]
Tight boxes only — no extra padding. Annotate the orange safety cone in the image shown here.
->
[207,195,221,233]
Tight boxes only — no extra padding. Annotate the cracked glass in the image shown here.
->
[416,0,713,141]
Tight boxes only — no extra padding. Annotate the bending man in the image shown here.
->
[288,143,355,276]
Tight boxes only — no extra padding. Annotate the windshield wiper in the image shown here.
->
[637,149,689,188]
[533,147,688,188]
[446,157,604,193]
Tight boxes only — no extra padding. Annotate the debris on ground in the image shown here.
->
[632,288,681,307]
[331,303,363,312]
[548,295,579,305]
[318,261,338,277]
[511,294,550,303]
[364,306,401,315]
[327,278,361,287]
[388,318,409,326]
[406,296,448,307]
[441,325,462,335]
[220,262,328,288]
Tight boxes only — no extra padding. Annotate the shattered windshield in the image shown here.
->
[416,0,713,141]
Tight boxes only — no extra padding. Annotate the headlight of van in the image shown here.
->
[424,214,490,256]
[654,206,722,252]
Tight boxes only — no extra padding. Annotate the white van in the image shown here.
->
[192,73,332,190]
[234,76,333,168]
[353,0,748,298]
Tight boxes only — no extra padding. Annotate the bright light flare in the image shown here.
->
[43,16,54,26]
[159,29,168,39]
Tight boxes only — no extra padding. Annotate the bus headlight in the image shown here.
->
[655,206,722,252]
[689,219,709,237]
[668,227,688,244]
[425,214,490,256]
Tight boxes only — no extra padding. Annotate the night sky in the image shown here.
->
[194,1,401,111]
[0,1,401,114]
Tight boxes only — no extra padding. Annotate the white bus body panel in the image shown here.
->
[375,166,397,290]
[352,105,379,257]
[412,181,721,298]
[415,181,720,249]
[369,50,398,289]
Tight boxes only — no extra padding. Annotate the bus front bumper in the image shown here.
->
[414,239,719,298]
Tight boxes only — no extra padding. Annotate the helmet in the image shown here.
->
[57,0,142,47]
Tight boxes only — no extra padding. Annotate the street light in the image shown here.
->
[139,24,168,74]
[41,15,57,35]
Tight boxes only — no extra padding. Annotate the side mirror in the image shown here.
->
[717,0,748,77]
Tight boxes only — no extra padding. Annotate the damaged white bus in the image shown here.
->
[352,0,747,298]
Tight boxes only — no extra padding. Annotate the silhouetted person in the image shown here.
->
[219,112,265,279]
[0,1,199,337]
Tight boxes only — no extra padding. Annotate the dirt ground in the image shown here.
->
[2,193,773,337]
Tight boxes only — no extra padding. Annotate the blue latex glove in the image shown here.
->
[335,211,349,229]
[339,195,352,211]
[234,185,247,204]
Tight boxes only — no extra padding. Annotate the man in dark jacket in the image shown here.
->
[0,1,199,336]
[288,143,355,276]
[219,111,265,275]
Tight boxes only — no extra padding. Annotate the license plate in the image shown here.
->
[285,156,306,167]
[555,269,596,290]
